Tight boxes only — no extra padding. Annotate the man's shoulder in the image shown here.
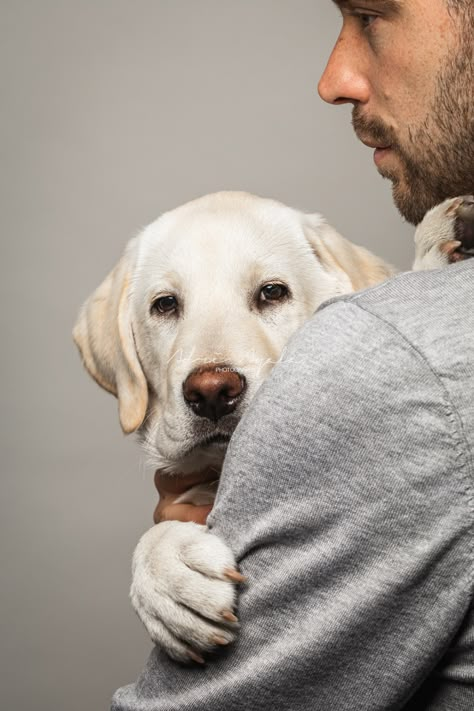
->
[304,260,474,445]
[318,259,474,354]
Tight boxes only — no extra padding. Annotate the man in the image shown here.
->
[112,1,473,709]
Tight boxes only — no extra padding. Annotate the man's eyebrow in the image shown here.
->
[331,0,401,11]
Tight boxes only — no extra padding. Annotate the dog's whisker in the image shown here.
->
[141,406,159,428]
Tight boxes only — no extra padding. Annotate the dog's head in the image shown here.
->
[73,192,393,473]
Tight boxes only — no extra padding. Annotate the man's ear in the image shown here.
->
[73,238,148,434]
[303,213,396,292]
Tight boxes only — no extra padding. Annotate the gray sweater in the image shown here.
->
[112,258,474,711]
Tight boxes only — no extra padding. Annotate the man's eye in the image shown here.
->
[151,295,178,314]
[355,13,378,30]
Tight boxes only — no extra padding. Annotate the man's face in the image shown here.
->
[318,0,474,224]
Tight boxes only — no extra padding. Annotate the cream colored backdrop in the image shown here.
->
[1,1,414,709]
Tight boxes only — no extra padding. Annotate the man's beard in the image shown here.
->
[352,20,474,225]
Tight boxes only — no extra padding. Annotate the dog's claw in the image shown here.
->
[453,196,474,259]
[211,634,232,646]
[224,568,247,583]
[455,194,474,214]
[221,609,239,623]
[187,650,206,664]
[440,240,463,257]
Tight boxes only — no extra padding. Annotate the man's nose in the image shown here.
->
[318,33,370,106]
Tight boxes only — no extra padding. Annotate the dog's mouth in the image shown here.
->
[191,433,232,451]
[179,432,233,461]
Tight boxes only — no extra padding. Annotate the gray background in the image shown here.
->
[1,1,414,709]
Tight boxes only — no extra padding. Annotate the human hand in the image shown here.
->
[153,468,217,525]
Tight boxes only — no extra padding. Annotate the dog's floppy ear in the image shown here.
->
[73,239,148,434]
[303,213,396,292]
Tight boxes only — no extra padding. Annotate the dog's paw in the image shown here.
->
[130,521,243,664]
[413,196,474,271]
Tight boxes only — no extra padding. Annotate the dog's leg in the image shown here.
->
[413,196,474,271]
[130,520,243,663]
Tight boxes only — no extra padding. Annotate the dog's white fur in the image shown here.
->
[74,192,465,662]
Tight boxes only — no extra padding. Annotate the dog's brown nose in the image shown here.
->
[182,366,246,422]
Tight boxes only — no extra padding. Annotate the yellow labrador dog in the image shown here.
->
[74,191,474,663]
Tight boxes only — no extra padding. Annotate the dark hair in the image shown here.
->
[446,0,474,23]
[447,0,472,10]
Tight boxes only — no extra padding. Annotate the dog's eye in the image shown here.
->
[151,295,178,314]
[259,283,289,303]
